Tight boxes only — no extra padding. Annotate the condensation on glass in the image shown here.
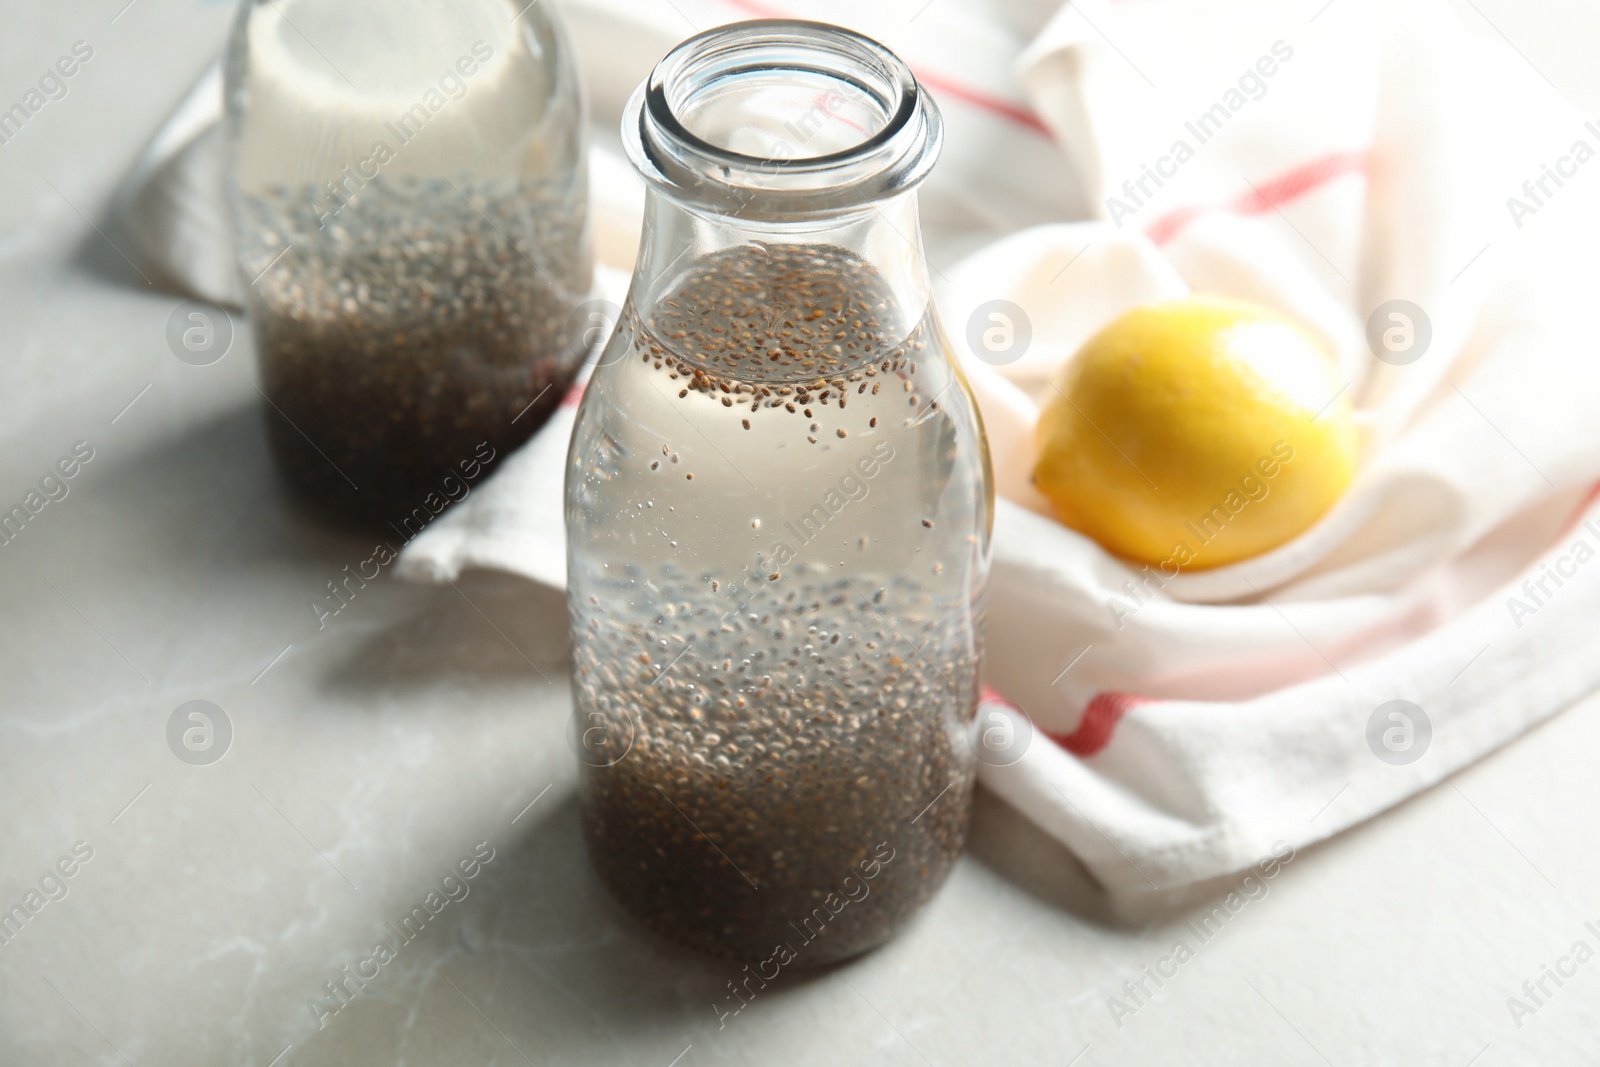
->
[224,0,592,522]
[566,20,994,964]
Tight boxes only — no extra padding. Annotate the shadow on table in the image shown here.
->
[68,178,202,302]
[322,571,571,694]
[295,790,845,1064]
[965,785,1124,927]
[83,401,374,574]
[81,399,567,686]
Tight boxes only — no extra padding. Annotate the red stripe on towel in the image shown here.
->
[979,684,1014,707]
[717,0,1053,137]
[1556,480,1600,537]
[1046,691,1150,757]
[906,69,1054,137]
[1146,150,1368,247]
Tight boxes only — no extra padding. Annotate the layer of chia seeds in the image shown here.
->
[238,175,591,523]
[575,570,977,964]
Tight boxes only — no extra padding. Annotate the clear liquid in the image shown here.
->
[566,244,988,962]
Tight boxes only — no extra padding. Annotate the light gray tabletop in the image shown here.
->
[3,2,1600,1064]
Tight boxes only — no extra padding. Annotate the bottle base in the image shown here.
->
[256,367,571,532]
[578,771,973,967]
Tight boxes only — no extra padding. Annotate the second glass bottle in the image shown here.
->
[225,0,593,523]
[566,21,993,963]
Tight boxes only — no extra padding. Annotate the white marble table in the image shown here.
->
[4,2,1600,1064]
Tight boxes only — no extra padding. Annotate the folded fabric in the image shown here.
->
[121,0,1600,896]
[947,0,1600,892]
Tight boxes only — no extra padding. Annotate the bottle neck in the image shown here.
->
[620,20,944,349]
[624,20,942,220]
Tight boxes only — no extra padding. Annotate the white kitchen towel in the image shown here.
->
[943,0,1600,894]
[123,0,1600,896]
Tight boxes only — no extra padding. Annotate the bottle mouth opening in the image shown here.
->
[625,20,942,219]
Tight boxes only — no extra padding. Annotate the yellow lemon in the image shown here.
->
[1033,296,1358,571]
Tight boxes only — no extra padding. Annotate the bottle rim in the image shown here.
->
[623,19,943,220]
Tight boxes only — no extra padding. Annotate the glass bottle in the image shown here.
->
[224,0,592,524]
[566,20,993,964]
